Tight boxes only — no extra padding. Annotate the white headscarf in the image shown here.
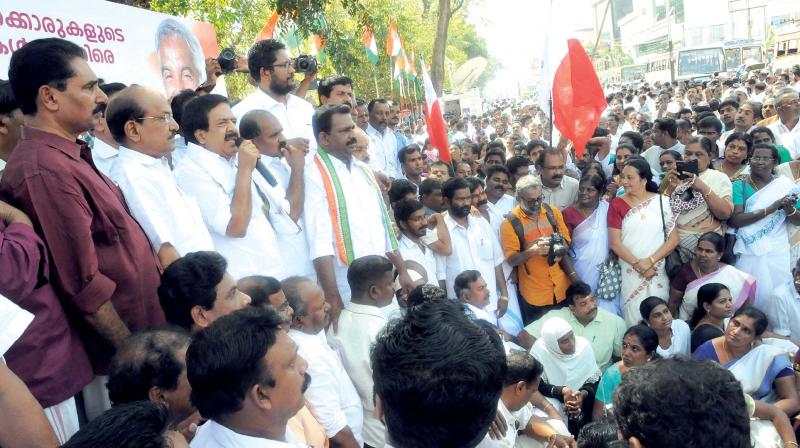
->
[531,317,601,390]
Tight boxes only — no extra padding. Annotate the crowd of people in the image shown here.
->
[2,33,800,448]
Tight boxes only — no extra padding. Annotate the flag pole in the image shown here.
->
[371,65,380,97]
[548,95,554,148]
[389,57,394,99]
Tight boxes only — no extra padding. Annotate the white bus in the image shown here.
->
[675,45,725,81]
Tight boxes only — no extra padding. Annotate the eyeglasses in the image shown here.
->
[269,61,293,70]
[750,156,775,162]
[135,113,173,124]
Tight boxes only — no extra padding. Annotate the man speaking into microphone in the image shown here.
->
[174,94,287,279]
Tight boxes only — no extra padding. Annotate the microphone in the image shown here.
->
[235,137,278,187]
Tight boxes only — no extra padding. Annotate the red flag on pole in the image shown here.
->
[421,60,450,163]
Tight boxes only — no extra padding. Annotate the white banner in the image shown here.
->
[0,0,220,99]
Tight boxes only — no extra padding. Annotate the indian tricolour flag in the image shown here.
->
[361,26,379,66]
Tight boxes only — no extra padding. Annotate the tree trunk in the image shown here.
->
[431,0,451,97]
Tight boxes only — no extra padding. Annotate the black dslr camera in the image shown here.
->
[547,233,568,266]
[217,47,238,74]
[294,54,318,73]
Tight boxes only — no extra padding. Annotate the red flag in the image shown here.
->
[421,60,450,163]
[255,11,280,42]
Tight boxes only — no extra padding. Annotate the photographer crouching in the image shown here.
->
[500,175,582,325]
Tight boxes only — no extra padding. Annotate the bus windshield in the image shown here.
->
[677,48,724,78]
[621,65,646,83]
[741,46,763,63]
[724,48,741,69]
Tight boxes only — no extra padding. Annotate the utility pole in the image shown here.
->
[668,8,675,83]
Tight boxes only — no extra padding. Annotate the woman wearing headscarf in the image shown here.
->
[531,316,601,436]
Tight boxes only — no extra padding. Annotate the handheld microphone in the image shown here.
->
[235,137,278,187]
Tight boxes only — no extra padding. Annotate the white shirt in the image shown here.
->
[476,400,534,448]
[768,119,800,159]
[304,154,396,300]
[288,329,364,446]
[366,123,401,178]
[655,319,691,358]
[254,154,314,278]
[398,233,444,286]
[486,195,516,235]
[326,302,389,447]
[642,141,685,176]
[765,281,800,340]
[541,176,579,210]
[443,214,505,313]
[191,420,301,448]
[232,88,316,150]
[91,138,118,177]
[109,147,213,256]
[174,143,286,280]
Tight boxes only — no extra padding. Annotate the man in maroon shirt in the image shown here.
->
[0,38,164,419]
[0,200,93,443]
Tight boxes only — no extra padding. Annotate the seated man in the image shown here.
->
[477,351,573,447]
[237,275,293,321]
[372,298,507,447]
[186,307,310,447]
[158,251,252,332]
[764,258,800,340]
[284,276,364,447]
[327,255,395,447]
[106,329,196,440]
[523,283,625,371]
[614,357,750,448]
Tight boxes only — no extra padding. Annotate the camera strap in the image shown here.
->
[542,203,559,233]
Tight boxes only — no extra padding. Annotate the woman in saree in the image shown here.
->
[639,296,691,358]
[563,175,609,294]
[668,232,755,320]
[591,325,660,420]
[688,282,734,352]
[728,144,800,309]
[712,132,752,181]
[531,316,601,436]
[662,137,733,262]
[608,157,679,326]
[694,306,800,417]
[775,149,800,269]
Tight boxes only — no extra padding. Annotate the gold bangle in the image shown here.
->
[498,295,509,302]
[784,441,799,448]
[568,271,577,277]
[649,256,656,264]
[705,187,712,197]
[789,208,797,217]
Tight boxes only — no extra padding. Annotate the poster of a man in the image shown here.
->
[155,18,207,98]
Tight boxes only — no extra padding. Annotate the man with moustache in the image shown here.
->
[720,101,757,144]
[232,39,315,149]
[441,177,510,320]
[394,199,446,287]
[536,147,578,210]
[485,165,516,224]
[238,109,314,279]
[187,306,313,447]
[1,39,164,419]
[284,276,364,448]
[366,99,401,178]
[304,104,412,323]
[106,86,213,267]
[174,94,286,280]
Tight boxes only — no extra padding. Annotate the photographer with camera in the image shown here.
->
[232,39,317,149]
[501,175,580,326]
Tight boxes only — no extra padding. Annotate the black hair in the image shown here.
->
[503,351,544,387]
[406,284,448,308]
[187,306,286,422]
[181,94,230,145]
[685,136,715,157]
[442,176,471,201]
[368,98,389,113]
[158,251,228,330]
[371,298,506,448]
[698,115,723,133]
[388,178,418,204]
[751,142,780,166]
[485,163,511,181]
[639,296,668,322]
[526,139,548,153]
[105,87,146,143]
[732,306,768,337]
[398,143,422,165]
[282,276,315,317]
[619,131,644,151]
[485,147,507,164]
[577,417,620,448]
[614,357,750,448]
[724,132,754,163]
[623,158,659,193]
[419,178,443,197]
[239,109,272,140]
[237,275,281,309]
[107,328,191,405]
[312,103,352,141]
[170,89,198,134]
[659,149,682,162]
[719,98,740,112]
[506,156,531,177]
[593,127,610,138]
[453,269,481,300]
[465,176,485,193]
[61,401,171,448]
[623,324,659,355]
[750,126,776,143]
[99,81,127,98]
[393,198,424,224]
[348,255,394,298]
[317,75,353,99]
[536,146,564,167]
[689,283,729,328]
[565,282,593,306]
[697,231,724,253]
[247,39,287,82]
[0,80,18,116]
[9,38,86,115]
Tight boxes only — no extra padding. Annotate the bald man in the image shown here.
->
[239,109,315,278]
[106,86,213,267]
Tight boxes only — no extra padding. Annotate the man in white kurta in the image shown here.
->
[365,99,401,178]
[173,96,285,280]
[231,40,316,150]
